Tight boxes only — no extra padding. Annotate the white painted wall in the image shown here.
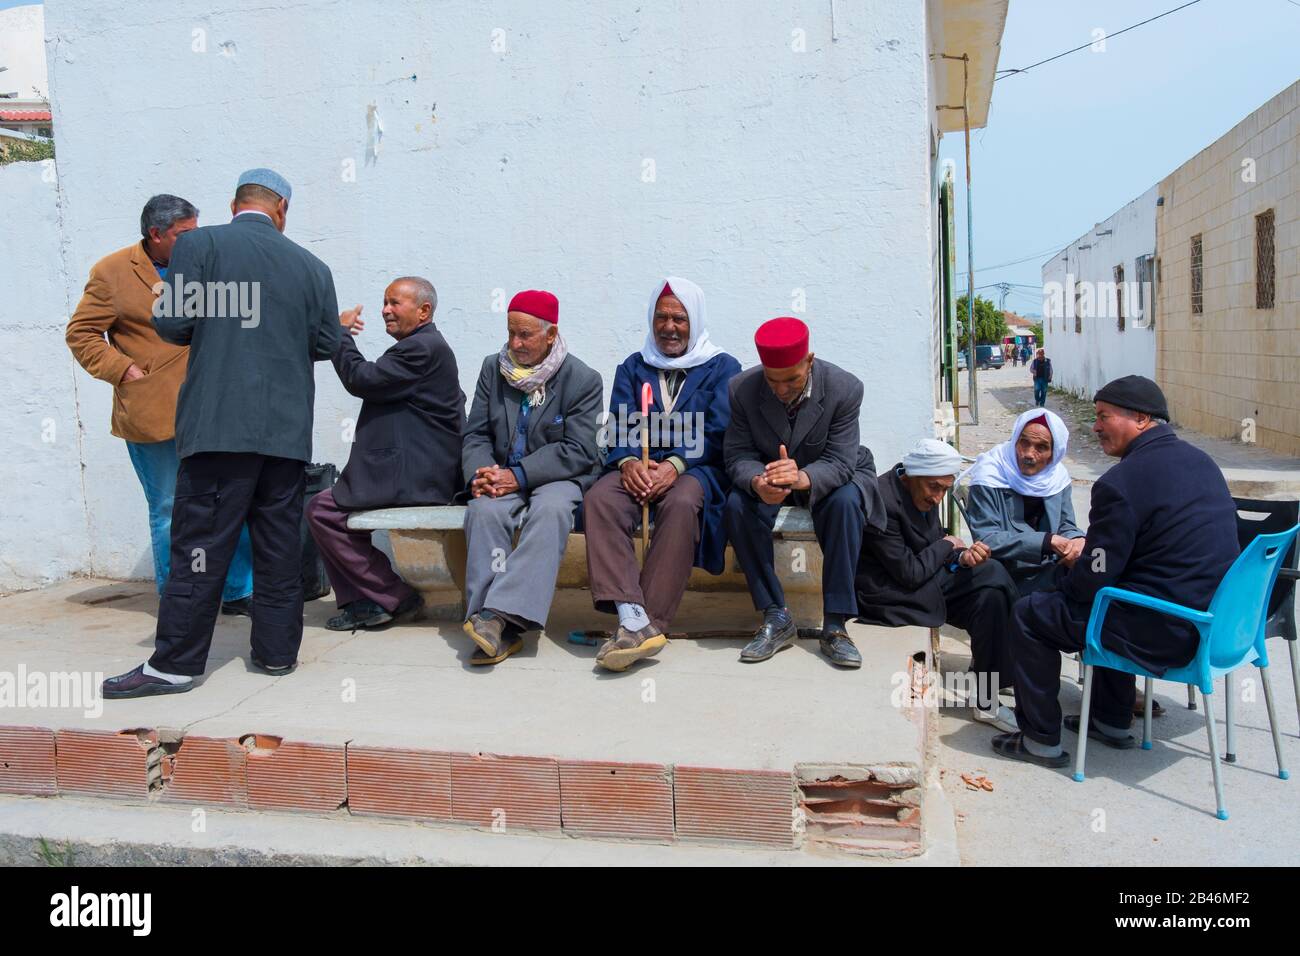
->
[0,4,48,100]
[1042,185,1158,398]
[16,0,943,586]
[0,161,91,591]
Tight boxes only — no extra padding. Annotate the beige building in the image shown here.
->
[1155,80,1299,456]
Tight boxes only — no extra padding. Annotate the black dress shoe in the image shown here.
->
[819,629,861,668]
[102,664,193,700]
[739,611,797,663]
[221,596,253,617]
[991,731,1070,768]
[250,655,297,676]
[389,591,424,624]
[325,599,391,632]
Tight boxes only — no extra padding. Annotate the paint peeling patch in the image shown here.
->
[218,41,237,57]
[366,104,384,163]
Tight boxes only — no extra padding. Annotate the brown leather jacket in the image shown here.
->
[65,241,188,443]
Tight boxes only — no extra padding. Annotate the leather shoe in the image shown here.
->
[102,664,192,699]
[250,655,297,675]
[596,624,668,672]
[740,611,797,663]
[819,628,861,668]
[221,597,253,617]
[326,598,392,631]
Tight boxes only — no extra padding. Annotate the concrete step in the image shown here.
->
[0,581,944,861]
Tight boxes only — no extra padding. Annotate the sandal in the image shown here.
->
[1064,714,1137,750]
[1133,695,1165,718]
[991,731,1070,768]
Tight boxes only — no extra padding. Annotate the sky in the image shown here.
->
[940,0,1300,316]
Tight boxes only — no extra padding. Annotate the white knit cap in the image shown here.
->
[901,438,964,477]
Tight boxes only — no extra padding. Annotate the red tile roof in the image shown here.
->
[0,110,52,122]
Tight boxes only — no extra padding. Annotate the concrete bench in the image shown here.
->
[348,504,823,620]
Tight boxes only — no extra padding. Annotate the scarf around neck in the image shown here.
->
[498,333,568,406]
[959,407,1073,498]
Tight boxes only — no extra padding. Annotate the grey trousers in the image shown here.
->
[463,479,584,630]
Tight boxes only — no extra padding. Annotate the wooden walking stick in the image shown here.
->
[640,381,653,565]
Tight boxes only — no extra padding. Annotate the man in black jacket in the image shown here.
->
[723,317,886,668]
[855,439,1019,731]
[307,277,464,631]
[992,376,1239,768]
[104,168,342,698]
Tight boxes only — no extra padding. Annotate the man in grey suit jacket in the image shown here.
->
[723,317,885,669]
[103,168,342,699]
[460,290,603,665]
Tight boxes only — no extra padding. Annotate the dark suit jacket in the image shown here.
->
[855,466,957,626]
[723,359,885,527]
[154,213,342,462]
[461,351,604,492]
[330,322,465,510]
[1053,423,1239,674]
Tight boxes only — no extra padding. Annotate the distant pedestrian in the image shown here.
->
[1030,348,1052,407]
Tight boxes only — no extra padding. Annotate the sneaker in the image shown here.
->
[973,703,1018,733]
[596,624,668,672]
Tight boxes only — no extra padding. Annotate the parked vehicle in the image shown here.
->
[975,344,1004,370]
[956,349,968,371]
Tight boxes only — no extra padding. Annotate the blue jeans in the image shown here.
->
[126,439,254,602]
[1033,380,1048,407]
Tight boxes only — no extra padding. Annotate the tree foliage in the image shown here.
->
[956,294,1007,351]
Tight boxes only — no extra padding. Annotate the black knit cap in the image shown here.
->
[1093,375,1169,420]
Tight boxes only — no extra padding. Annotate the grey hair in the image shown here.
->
[140,194,198,240]
[392,276,437,313]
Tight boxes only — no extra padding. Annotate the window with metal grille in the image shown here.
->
[1135,254,1155,328]
[1256,209,1275,309]
[1114,264,1125,331]
[1190,234,1203,315]
[1073,280,1082,333]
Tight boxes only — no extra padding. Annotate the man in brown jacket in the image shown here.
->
[65,195,254,613]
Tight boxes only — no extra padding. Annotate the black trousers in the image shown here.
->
[941,561,1016,708]
[1009,589,1135,747]
[723,482,863,616]
[150,452,306,676]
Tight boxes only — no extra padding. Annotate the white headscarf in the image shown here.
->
[901,439,965,477]
[960,407,1072,497]
[640,276,725,370]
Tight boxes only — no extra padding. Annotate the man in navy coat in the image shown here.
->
[583,277,741,672]
[103,168,342,698]
[992,376,1239,767]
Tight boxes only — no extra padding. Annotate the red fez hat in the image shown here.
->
[755,316,809,369]
[1025,414,1050,431]
[508,289,559,324]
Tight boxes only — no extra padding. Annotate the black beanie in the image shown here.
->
[1093,375,1169,420]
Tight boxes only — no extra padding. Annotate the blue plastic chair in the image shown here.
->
[1071,525,1298,820]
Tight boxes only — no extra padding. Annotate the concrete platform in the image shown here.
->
[0,579,936,858]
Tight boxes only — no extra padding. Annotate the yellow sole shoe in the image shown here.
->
[599,634,669,672]
[463,618,501,657]
[469,636,524,665]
